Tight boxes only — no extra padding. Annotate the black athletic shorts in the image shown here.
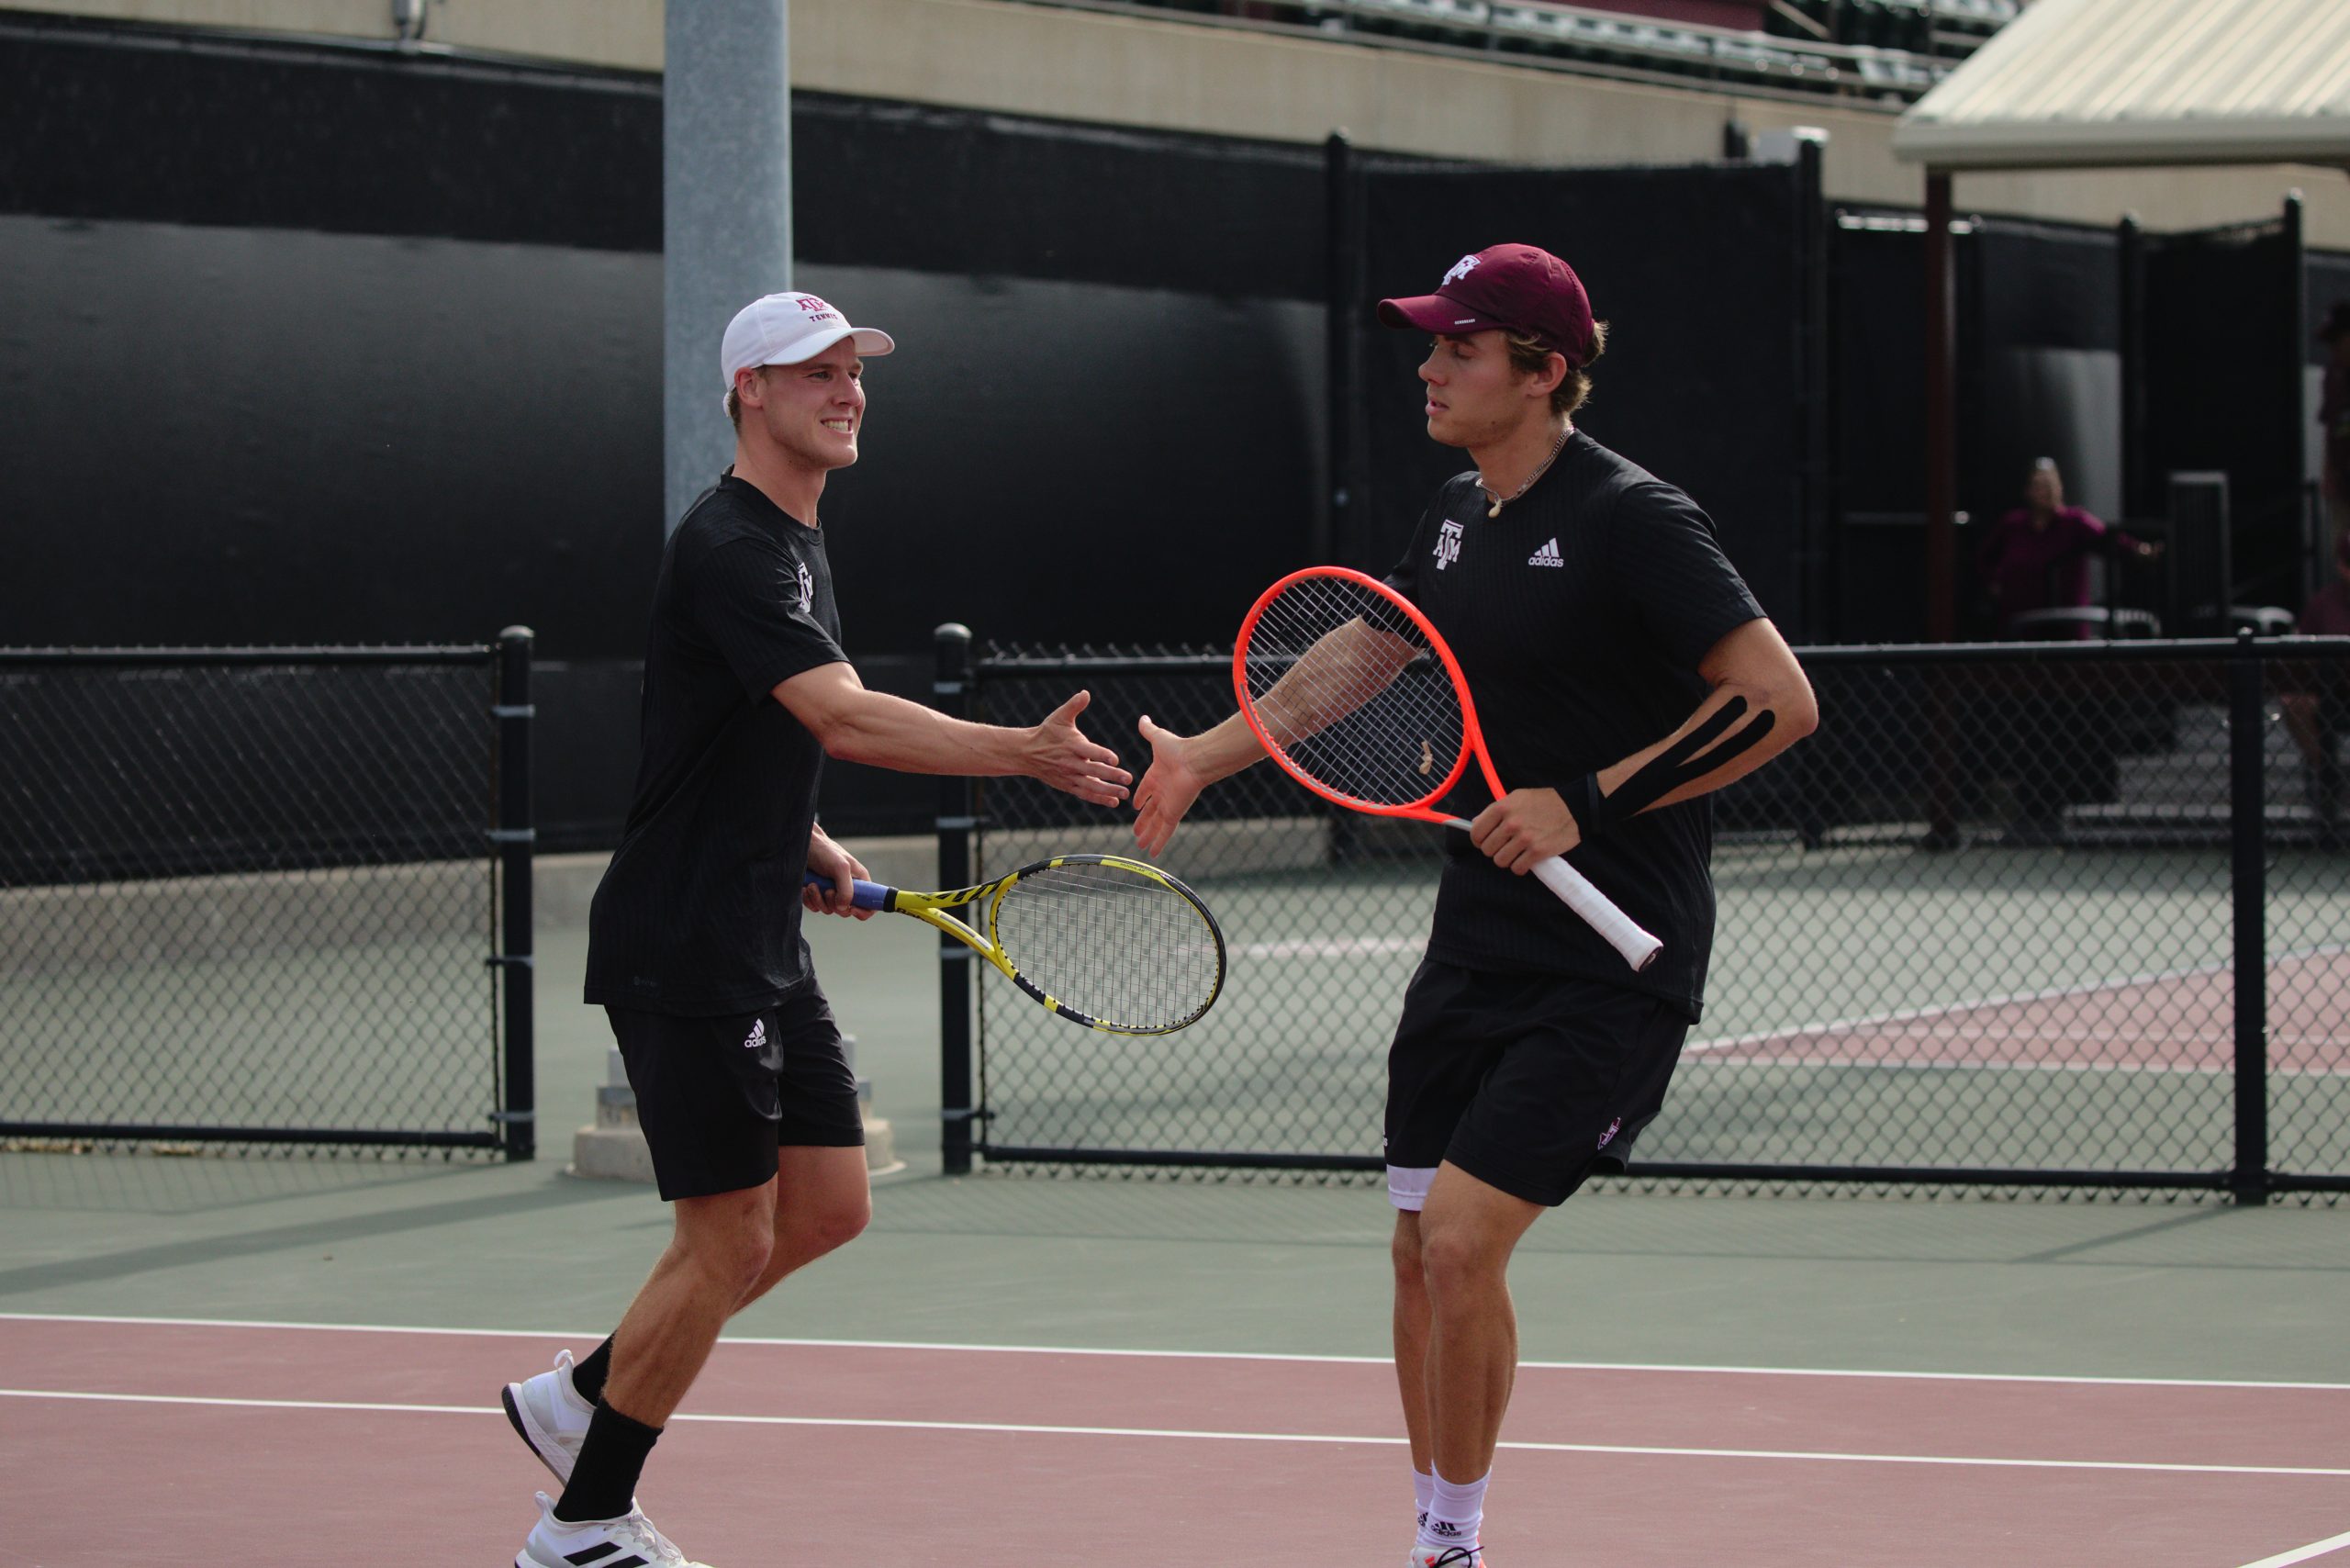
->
[607,984,863,1202]
[1383,958,1693,1209]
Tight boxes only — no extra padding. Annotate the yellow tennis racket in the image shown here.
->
[806,854,1225,1036]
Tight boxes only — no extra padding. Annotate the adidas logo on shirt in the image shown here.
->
[743,1019,767,1050]
[1528,537,1563,567]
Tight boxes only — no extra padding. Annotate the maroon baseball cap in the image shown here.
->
[1377,243,1596,367]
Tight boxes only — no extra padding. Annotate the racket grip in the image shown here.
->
[1531,856,1663,972]
[802,871,891,911]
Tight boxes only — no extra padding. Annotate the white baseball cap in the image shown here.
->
[720,292,895,404]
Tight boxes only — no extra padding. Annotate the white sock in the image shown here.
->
[1412,1466,1435,1528]
[1416,1468,1488,1553]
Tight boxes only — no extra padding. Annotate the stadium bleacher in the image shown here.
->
[1103,0,2020,103]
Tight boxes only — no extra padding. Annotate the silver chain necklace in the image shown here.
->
[1478,423,1571,519]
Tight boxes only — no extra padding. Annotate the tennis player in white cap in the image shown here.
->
[500,293,1129,1568]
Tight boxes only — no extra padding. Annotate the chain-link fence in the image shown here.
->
[0,638,534,1158]
[940,632,2349,1202]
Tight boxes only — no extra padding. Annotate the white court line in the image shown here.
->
[1234,935,1424,960]
[3,1313,2345,1392]
[1686,942,2350,1058]
[2238,1526,2350,1568]
[6,1387,2347,1480]
[1683,1058,2350,1079]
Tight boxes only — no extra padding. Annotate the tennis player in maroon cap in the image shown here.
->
[1133,242,1816,1564]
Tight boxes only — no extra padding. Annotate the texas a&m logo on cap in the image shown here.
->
[1378,242,1597,367]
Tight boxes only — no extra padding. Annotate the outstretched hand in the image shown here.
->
[1027,689,1132,808]
[1132,714,1207,858]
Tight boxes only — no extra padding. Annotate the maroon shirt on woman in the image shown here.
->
[1977,506,2145,629]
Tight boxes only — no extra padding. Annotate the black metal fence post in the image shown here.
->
[1795,133,1831,644]
[2228,629,2269,1205]
[935,622,978,1176]
[1323,129,1360,570]
[494,626,537,1163]
[2117,215,2147,521]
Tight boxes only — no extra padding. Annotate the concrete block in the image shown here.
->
[569,1036,903,1182]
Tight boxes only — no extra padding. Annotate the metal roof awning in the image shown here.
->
[1894,0,2350,171]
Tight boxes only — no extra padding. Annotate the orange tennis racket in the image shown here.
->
[1234,565,1662,972]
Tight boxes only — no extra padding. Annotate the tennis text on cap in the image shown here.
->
[1568,694,1777,839]
[792,296,841,323]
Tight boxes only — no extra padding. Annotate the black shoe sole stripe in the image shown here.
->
[500,1383,565,1480]
[563,1550,647,1568]
[501,1385,532,1448]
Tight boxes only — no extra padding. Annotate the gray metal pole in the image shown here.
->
[665,0,791,534]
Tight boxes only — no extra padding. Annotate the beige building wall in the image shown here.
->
[21,0,2350,245]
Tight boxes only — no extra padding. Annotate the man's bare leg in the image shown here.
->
[536,1179,780,1527]
[1392,1208,1437,1476]
[568,1145,867,1426]
[736,1143,871,1309]
[601,1178,779,1426]
[1412,1161,1544,1480]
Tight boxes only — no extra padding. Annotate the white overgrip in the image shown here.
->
[1531,856,1663,971]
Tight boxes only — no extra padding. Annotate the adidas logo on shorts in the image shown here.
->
[743,1019,767,1050]
[1527,537,1562,567]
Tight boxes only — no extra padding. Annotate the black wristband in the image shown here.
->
[1565,772,1611,840]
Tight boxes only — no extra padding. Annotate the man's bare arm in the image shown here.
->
[1247,619,1418,752]
[1584,617,1818,823]
[1468,618,1818,873]
[1133,618,1416,857]
[775,662,1130,807]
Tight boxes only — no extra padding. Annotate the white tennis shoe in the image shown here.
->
[501,1348,595,1483]
[1407,1548,1483,1567]
[515,1491,711,1568]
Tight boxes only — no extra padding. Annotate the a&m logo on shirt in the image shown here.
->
[794,562,814,614]
[1433,518,1464,571]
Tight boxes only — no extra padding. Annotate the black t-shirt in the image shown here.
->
[584,474,848,1015]
[1386,431,1765,1019]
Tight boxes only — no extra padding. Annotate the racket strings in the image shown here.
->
[991,862,1223,1033]
[1241,577,1467,809]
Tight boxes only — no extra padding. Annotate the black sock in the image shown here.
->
[554,1401,661,1523]
[570,1337,615,1406]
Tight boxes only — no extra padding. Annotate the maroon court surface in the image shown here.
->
[5,1316,2347,1566]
